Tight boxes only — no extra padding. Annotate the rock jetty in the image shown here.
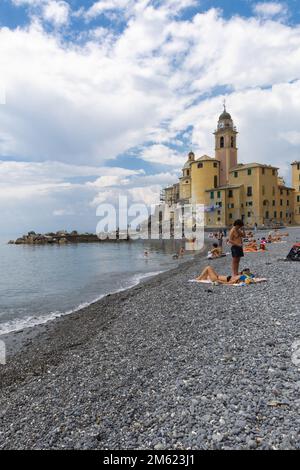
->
[8,230,129,245]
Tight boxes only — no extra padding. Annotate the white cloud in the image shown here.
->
[140,144,185,167]
[2,2,300,232]
[2,5,300,169]
[84,0,134,20]
[253,2,288,18]
[43,1,70,26]
[279,130,300,146]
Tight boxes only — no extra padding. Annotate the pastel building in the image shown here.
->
[162,107,298,228]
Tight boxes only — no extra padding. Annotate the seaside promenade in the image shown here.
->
[0,228,300,450]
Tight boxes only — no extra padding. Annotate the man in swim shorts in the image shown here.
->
[229,219,245,276]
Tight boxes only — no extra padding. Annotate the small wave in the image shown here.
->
[0,270,164,337]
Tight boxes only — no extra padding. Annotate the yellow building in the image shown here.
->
[162,107,299,228]
[292,161,300,224]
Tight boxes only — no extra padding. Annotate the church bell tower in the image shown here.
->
[214,103,238,186]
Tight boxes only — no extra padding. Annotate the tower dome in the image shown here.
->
[217,102,234,130]
[219,109,232,121]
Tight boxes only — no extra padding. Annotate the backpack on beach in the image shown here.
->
[286,243,300,261]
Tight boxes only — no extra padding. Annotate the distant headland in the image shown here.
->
[8,230,130,245]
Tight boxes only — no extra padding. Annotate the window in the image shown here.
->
[218,201,222,207]
[272,169,276,175]
[231,136,234,148]
[274,211,277,218]
[247,169,252,176]
[262,168,265,175]
[287,200,289,206]
[214,175,218,188]
[280,199,283,206]
[186,170,190,176]
[213,162,218,168]
[263,200,267,206]
[297,196,300,203]
[185,180,189,183]
[272,200,275,206]
[220,136,224,148]
[287,190,289,196]
[280,189,283,195]
[217,210,221,215]
[298,163,300,170]
[198,163,203,168]
[210,191,214,199]
[265,211,269,219]
[272,186,275,196]
[217,217,221,221]
[228,190,233,198]
[229,213,233,219]
[280,211,283,219]
[217,191,221,199]
[247,187,252,197]
[234,171,238,178]
[247,212,251,218]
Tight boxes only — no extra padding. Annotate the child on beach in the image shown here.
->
[228,219,245,275]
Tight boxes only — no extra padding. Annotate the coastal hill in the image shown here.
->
[8,230,130,245]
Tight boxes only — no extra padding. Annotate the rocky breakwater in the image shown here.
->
[8,230,128,245]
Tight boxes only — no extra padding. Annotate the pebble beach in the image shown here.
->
[0,227,300,450]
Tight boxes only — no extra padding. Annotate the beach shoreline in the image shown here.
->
[0,246,207,361]
[1,230,300,450]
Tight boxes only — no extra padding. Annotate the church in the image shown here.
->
[162,107,300,228]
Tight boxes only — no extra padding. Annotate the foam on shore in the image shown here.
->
[0,270,164,337]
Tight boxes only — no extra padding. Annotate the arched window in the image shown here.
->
[231,136,234,148]
[220,136,224,148]
[214,175,218,188]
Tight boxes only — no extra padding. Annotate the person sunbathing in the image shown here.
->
[207,243,223,259]
[244,239,258,252]
[196,266,254,285]
[268,234,282,243]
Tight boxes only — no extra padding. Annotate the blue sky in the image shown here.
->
[0,0,300,234]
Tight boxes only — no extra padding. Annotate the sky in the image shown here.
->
[0,0,300,235]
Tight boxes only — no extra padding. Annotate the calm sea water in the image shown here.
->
[0,238,195,336]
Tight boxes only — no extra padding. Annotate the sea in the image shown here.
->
[0,238,198,336]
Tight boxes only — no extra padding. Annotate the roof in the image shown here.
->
[291,161,300,165]
[191,155,218,163]
[205,184,242,192]
[219,110,232,121]
[229,163,279,172]
[278,185,294,191]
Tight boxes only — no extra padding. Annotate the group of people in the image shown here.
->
[199,219,262,285]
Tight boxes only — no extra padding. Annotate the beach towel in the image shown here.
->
[244,249,267,253]
[189,278,267,286]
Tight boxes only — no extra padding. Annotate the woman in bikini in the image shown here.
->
[196,266,254,285]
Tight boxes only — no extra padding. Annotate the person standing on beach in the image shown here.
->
[229,220,245,276]
[217,230,224,250]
